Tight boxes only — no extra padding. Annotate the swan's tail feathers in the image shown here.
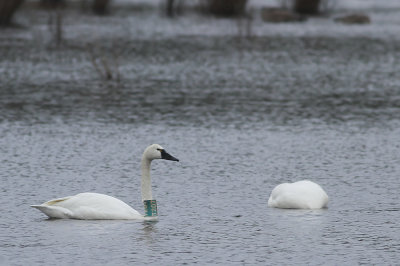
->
[31,205,73,219]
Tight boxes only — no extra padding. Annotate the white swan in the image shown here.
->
[31,144,179,220]
[268,180,328,209]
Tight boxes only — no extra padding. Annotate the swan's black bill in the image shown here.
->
[161,150,179,162]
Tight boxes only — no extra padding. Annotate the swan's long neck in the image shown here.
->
[141,156,152,202]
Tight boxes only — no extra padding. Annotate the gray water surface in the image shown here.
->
[1,1,400,265]
[1,123,400,265]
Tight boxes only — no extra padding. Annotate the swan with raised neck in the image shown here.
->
[141,144,179,201]
[31,144,179,220]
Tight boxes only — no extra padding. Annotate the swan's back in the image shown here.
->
[268,180,328,209]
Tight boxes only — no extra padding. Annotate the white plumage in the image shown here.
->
[268,180,328,209]
[32,193,142,219]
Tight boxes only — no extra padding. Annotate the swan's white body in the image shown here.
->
[268,180,328,209]
[31,193,142,219]
[31,144,179,220]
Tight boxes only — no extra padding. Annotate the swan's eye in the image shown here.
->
[156,148,163,152]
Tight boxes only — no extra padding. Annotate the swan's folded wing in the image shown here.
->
[31,205,73,219]
[42,196,73,206]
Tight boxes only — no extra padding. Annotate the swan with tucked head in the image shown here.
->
[31,144,179,220]
[268,180,328,209]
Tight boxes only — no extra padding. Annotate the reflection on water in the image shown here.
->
[140,221,158,245]
[1,35,400,126]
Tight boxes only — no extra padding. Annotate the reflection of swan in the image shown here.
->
[268,180,328,209]
[31,144,179,220]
